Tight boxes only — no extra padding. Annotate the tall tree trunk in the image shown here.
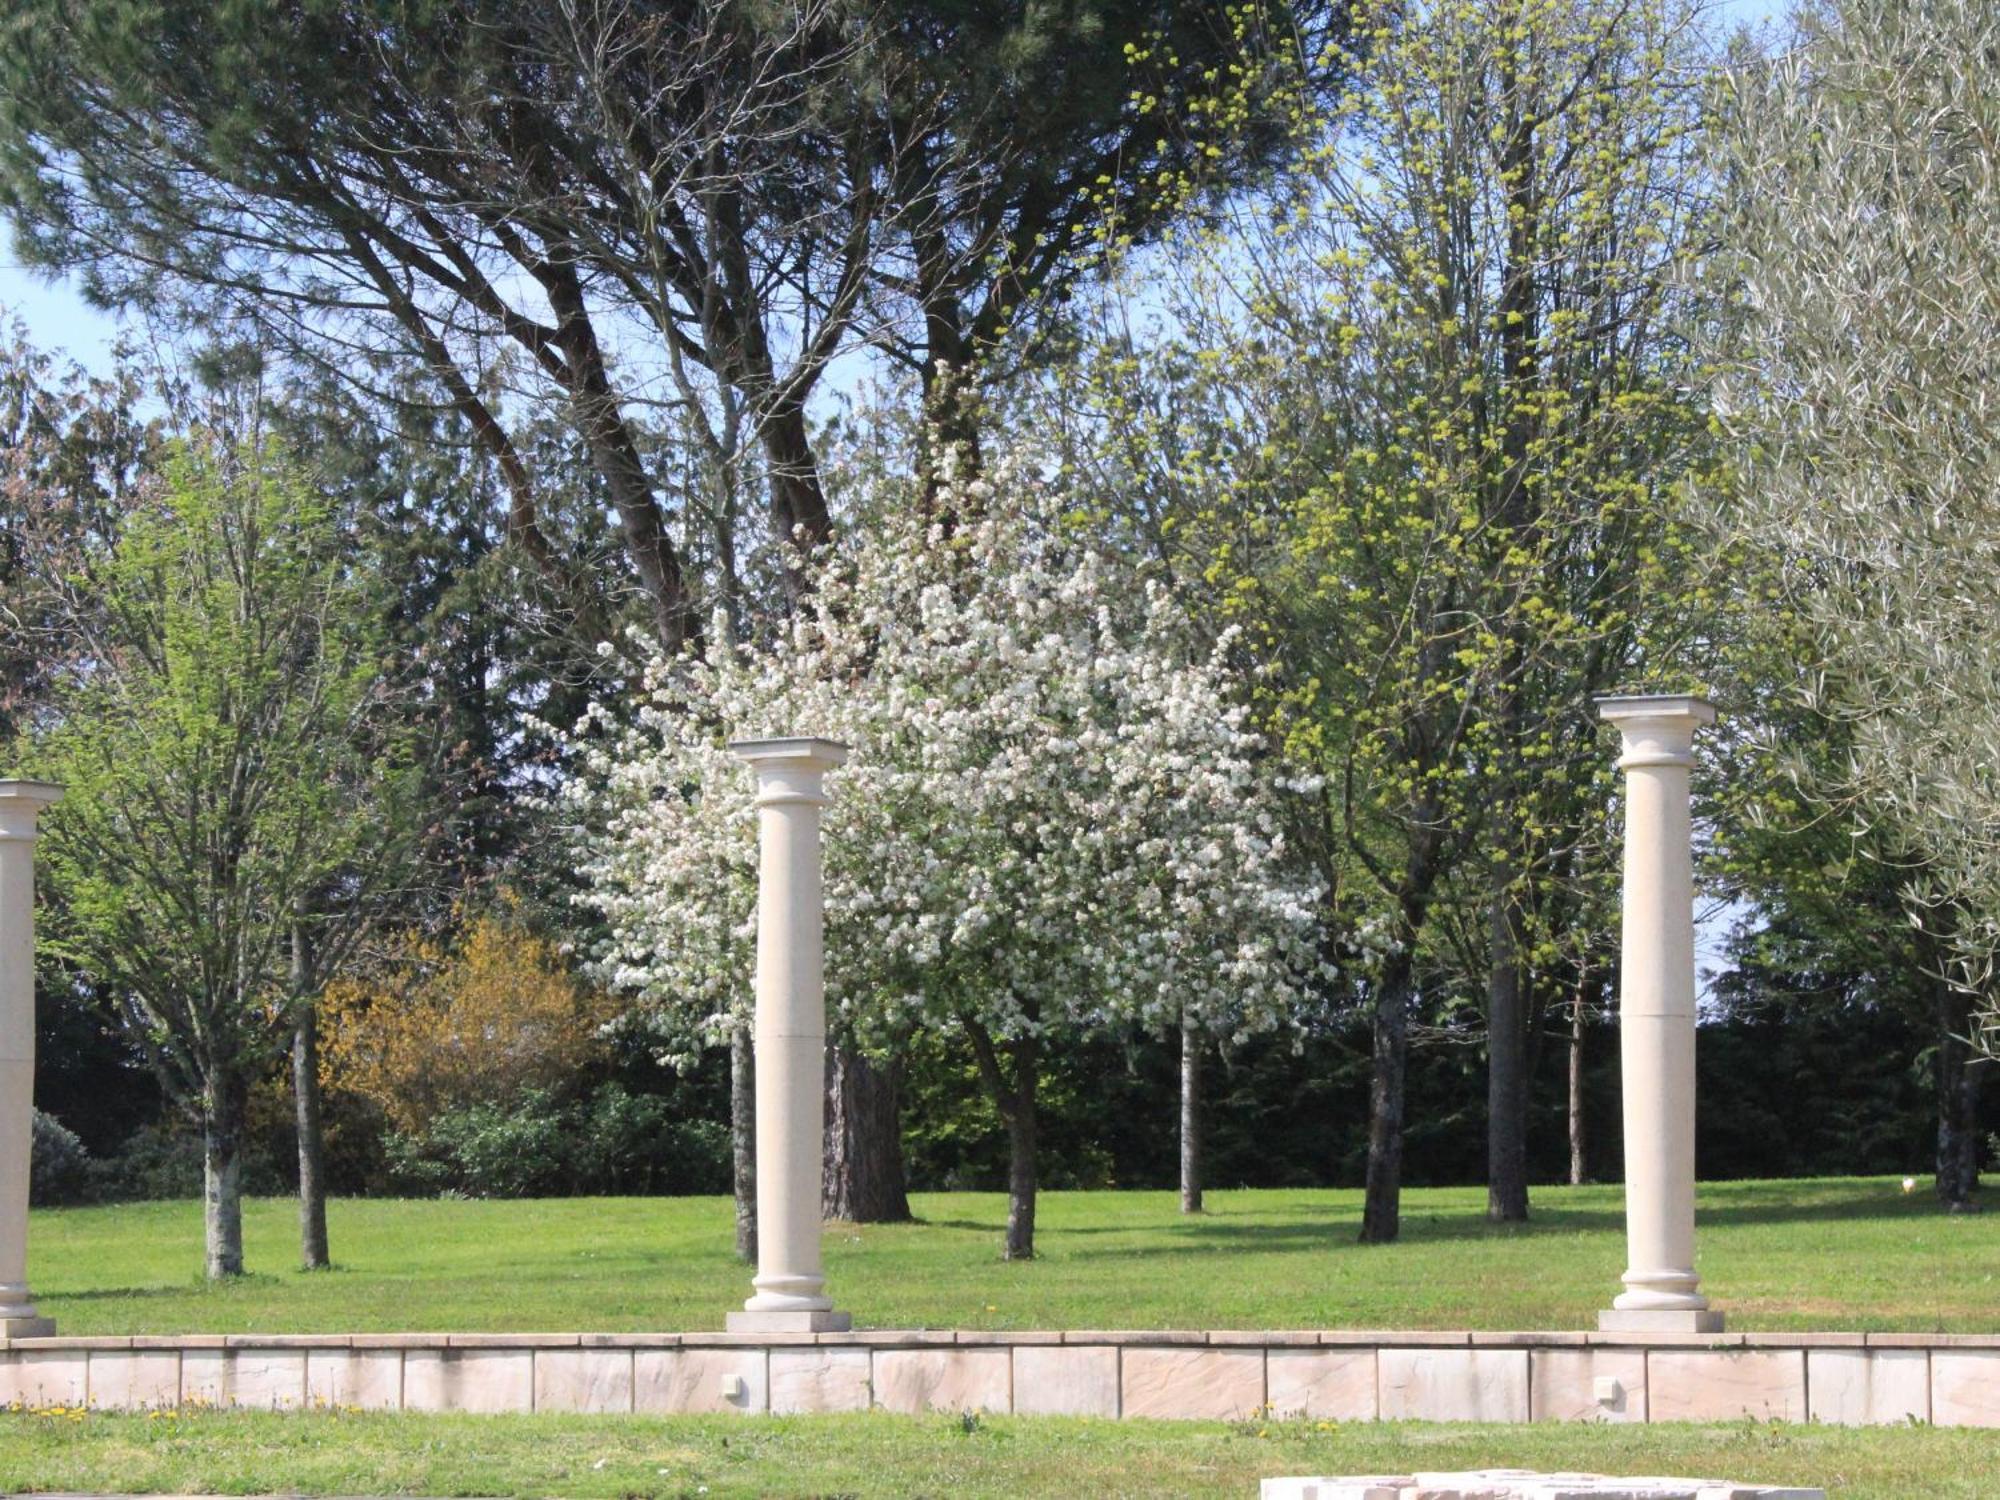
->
[1486,879,1531,1222]
[823,1044,911,1223]
[1360,945,1416,1244]
[1568,967,1590,1187]
[1003,1040,1039,1261]
[730,1019,756,1263]
[964,1015,1040,1260]
[761,397,834,552]
[202,1066,248,1280]
[1180,1012,1204,1215]
[292,921,330,1271]
[1936,980,1987,1212]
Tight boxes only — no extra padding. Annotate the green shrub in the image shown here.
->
[385,1084,730,1198]
[29,1110,92,1205]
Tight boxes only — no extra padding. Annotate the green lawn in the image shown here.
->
[25,1177,2000,1334]
[2,1408,1997,1498]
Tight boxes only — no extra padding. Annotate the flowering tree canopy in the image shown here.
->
[561,456,1326,1256]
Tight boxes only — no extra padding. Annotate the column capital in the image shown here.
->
[1595,695,1715,769]
[0,781,64,842]
[729,737,848,808]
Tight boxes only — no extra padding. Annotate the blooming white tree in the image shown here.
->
[1713,0,2000,1044]
[562,455,1325,1258]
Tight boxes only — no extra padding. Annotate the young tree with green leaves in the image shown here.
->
[1053,0,1724,1239]
[32,434,434,1277]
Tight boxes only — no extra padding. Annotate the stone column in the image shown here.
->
[1595,697,1722,1333]
[725,738,852,1334]
[1,780,63,1339]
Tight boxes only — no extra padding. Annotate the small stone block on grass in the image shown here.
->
[1261,1474,1824,1499]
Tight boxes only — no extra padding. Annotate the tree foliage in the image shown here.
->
[1710,0,2000,1038]
[562,451,1325,1257]
[31,433,433,1275]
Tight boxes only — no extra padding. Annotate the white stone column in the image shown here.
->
[1,780,63,1339]
[725,738,852,1334]
[1595,697,1722,1333]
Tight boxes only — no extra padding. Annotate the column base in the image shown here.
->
[1598,1307,1725,1333]
[726,1308,853,1334]
[0,1315,55,1339]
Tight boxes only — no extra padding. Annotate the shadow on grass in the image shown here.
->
[1042,1190,1942,1264]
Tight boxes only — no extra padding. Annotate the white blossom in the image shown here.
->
[556,452,1327,1069]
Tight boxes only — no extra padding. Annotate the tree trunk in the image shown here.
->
[823,1043,911,1224]
[1179,1012,1204,1214]
[1568,968,1590,1187]
[1360,945,1416,1244]
[1003,1040,1039,1261]
[1936,980,1986,1212]
[761,398,834,552]
[1486,880,1531,1222]
[292,921,330,1271]
[730,1019,756,1263]
[202,1067,248,1279]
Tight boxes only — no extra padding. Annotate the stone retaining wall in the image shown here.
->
[2,1331,1994,1426]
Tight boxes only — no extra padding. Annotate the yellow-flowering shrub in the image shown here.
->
[323,909,615,1133]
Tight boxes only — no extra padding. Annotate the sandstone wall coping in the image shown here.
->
[8,1329,1998,1353]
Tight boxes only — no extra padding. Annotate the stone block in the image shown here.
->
[1012,1345,1119,1418]
[1646,1350,1805,1422]
[86,1351,181,1410]
[1266,1349,1377,1420]
[401,1348,533,1413]
[1262,1481,1412,1500]
[1930,1350,2000,1427]
[1378,1349,1528,1423]
[535,1349,634,1414]
[0,1351,87,1406]
[1531,1348,1646,1423]
[181,1350,307,1409]
[306,1349,404,1411]
[1121,1347,1265,1420]
[769,1348,871,1413]
[873,1347,1010,1415]
[1806,1349,1926,1425]
[633,1348,767,1415]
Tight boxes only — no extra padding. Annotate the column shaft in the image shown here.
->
[726,739,850,1334]
[1596,698,1720,1334]
[1,780,62,1338]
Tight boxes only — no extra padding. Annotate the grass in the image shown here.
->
[25,1177,2000,1335]
[1,1407,1997,1497]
